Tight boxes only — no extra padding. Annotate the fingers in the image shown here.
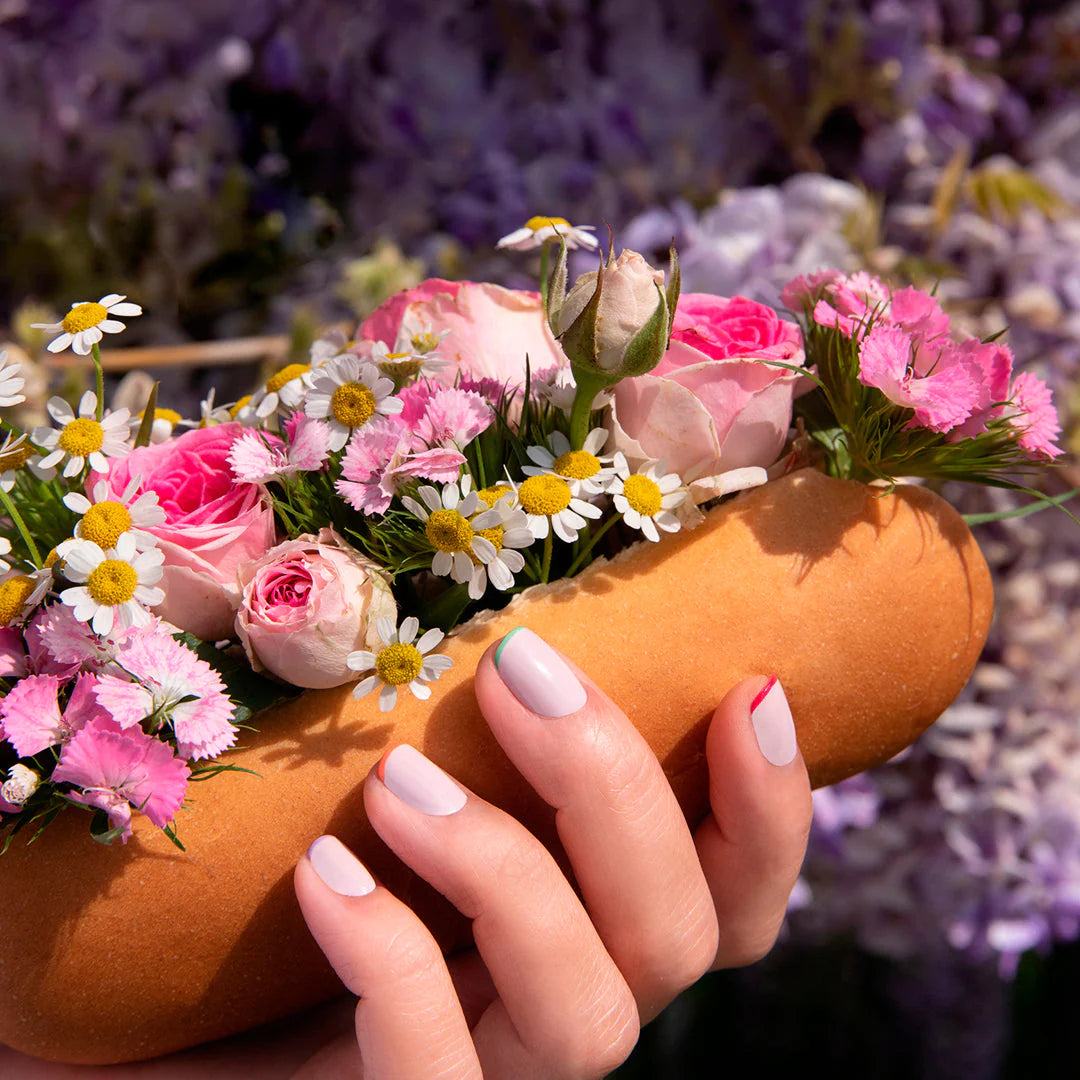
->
[694,676,814,968]
[365,747,640,1080]
[473,628,719,1021]
[294,837,481,1080]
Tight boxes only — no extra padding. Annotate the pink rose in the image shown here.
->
[359,278,567,385]
[235,529,397,689]
[608,294,808,496]
[90,424,278,641]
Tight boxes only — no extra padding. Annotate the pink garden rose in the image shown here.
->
[90,424,278,641]
[608,294,807,496]
[358,278,567,385]
[235,529,397,689]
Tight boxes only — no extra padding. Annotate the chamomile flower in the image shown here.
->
[32,391,131,477]
[129,406,184,444]
[60,533,165,636]
[31,294,142,355]
[512,472,602,543]
[522,428,615,497]
[404,322,451,356]
[609,454,686,542]
[0,351,25,408]
[368,339,452,382]
[0,568,51,626]
[62,477,166,552]
[247,363,311,419]
[402,480,504,594]
[0,431,32,492]
[466,495,535,597]
[497,216,599,251]
[304,355,403,451]
[347,616,453,712]
[0,539,10,573]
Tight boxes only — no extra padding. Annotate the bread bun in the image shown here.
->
[0,470,992,1064]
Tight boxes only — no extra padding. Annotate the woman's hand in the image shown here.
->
[293,627,813,1079]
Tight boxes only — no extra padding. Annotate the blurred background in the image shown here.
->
[3,1,1080,1075]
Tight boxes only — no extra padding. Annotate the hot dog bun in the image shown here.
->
[0,470,992,1063]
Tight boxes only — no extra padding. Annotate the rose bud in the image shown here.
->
[547,242,681,450]
[235,529,397,689]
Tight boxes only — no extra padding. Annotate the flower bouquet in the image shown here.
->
[0,222,1064,1063]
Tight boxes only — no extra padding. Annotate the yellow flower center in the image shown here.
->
[264,363,309,394]
[80,501,133,550]
[375,642,424,686]
[139,406,182,426]
[0,443,32,473]
[228,394,252,419]
[553,450,601,481]
[330,382,378,428]
[57,418,105,457]
[476,484,512,507]
[61,302,108,335]
[525,216,570,232]
[623,474,663,517]
[425,508,475,553]
[86,559,137,606]
[377,355,423,379]
[44,548,60,569]
[469,523,504,566]
[411,332,441,354]
[518,475,572,516]
[0,577,34,624]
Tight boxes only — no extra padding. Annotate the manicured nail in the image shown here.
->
[378,744,467,816]
[750,676,798,767]
[307,835,376,897]
[494,627,587,718]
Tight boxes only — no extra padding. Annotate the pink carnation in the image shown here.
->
[858,325,980,433]
[1007,371,1063,459]
[0,672,105,757]
[0,628,26,679]
[25,603,117,677]
[52,717,190,840]
[94,624,237,760]
[229,416,331,485]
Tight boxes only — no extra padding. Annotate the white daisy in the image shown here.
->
[304,354,403,451]
[59,533,165,636]
[347,615,454,712]
[497,216,599,252]
[522,428,615,498]
[466,494,535,597]
[32,391,131,478]
[0,351,25,408]
[609,453,687,543]
[403,321,451,356]
[367,339,452,383]
[309,328,351,369]
[0,538,9,573]
[246,363,311,420]
[402,479,502,596]
[0,568,50,626]
[63,477,165,552]
[31,294,142,356]
[512,471,602,543]
[0,431,32,493]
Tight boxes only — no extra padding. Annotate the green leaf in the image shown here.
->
[962,486,1080,526]
[557,253,603,370]
[133,383,161,449]
[545,237,569,335]
[619,282,670,377]
[665,240,681,347]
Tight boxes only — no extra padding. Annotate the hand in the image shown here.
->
[293,627,813,1079]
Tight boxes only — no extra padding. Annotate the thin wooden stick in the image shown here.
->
[43,335,291,372]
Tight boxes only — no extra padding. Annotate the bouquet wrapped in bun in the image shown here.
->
[0,221,1065,1063]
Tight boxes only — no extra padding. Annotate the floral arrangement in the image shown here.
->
[0,218,1066,853]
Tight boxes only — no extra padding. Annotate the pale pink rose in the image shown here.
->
[358,279,566,385]
[608,294,807,495]
[90,424,278,641]
[235,529,397,689]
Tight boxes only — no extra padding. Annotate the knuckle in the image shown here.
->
[715,917,784,969]
[552,977,640,1080]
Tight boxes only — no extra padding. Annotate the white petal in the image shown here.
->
[528,515,549,540]
[419,486,442,513]
[352,675,378,699]
[62,456,85,478]
[499,549,525,573]
[98,293,125,307]
[78,390,98,417]
[347,651,377,672]
[471,536,496,564]
[570,498,603,520]
[432,550,453,577]
[378,684,398,712]
[487,559,514,591]
[468,569,486,600]
[47,333,74,354]
[470,509,500,530]
[98,320,126,334]
[399,616,419,645]
[623,507,642,528]
[408,680,432,700]
[443,484,459,510]
[376,616,396,645]
[552,514,579,543]
[654,513,681,533]
[400,496,427,521]
[450,551,473,583]
[91,604,115,636]
[63,492,92,514]
[422,655,454,674]
[641,517,660,542]
[106,302,142,317]
[416,628,445,654]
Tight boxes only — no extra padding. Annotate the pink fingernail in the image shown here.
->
[307,835,377,897]
[494,627,587,718]
[750,676,797,767]
[378,744,467,816]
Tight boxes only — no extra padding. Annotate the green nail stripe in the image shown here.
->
[495,626,526,669]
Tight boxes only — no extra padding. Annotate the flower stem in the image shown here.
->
[567,369,610,450]
[0,487,42,568]
[539,244,550,310]
[91,343,105,421]
[566,514,619,577]
[540,531,553,584]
